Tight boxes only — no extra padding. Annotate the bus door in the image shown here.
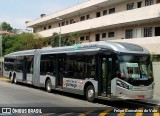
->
[22,57,27,81]
[99,56,113,98]
[26,57,34,83]
[56,55,65,88]
[23,56,34,83]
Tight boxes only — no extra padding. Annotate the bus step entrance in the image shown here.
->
[98,96,111,100]
[55,87,63,91]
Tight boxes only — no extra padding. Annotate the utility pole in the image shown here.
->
[0,24,3,76]
[56,18,62,47]
[0,23,12,76]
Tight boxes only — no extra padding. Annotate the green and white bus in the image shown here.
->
[3,41,154,101]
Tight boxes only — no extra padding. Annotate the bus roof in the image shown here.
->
[5,41,149,57]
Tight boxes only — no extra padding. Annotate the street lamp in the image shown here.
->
[56,17,62,47]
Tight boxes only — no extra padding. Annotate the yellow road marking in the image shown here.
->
[117,109,128,116]
[98,108,113,116]
[153,106,160,116]
[135,108,143,116]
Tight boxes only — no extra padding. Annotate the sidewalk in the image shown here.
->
[0,77,9,81]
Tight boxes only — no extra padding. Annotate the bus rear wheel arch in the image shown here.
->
[45,78,52,93]
[84,83,95,102]
[9,72,12,79]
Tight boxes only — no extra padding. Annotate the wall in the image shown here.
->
[152,62,160,98]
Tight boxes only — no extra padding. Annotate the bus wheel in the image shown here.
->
[86,85,95,102]
[13,75,17,84]
[46,79,52,93]
[9,73,12,79]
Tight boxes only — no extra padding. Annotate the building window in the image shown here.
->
[86,15,90,20]
[109,8,115,14]
[66,21,69,25]
[103,10,107,15]
[102,33,106,38]
[155,27,160,36]
[125,29,133,39]
[144,27,152,37]
[33,29,36,33]
[70,19,74,24]
[108,32,115,38]
[44,27,46,30]
[80,16,85,21]
[86,36,89,40]
[137,1,142,8]
[62,22,65,26]
[145,0,154,6]
[48,25,51,29]
[80,36,85,41]
[96,34,100,41]
[96,12,101,17]
[127,3,134,10]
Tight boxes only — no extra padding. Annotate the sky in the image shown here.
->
[0,0,86,29]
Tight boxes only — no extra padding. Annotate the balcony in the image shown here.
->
[37,4,160,37]
[26,0,126,27]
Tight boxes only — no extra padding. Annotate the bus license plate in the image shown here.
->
[138,95,144,99]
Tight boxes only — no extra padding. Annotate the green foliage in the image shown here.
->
[2,33,45,55]
[69,32,79,44]
[50,32,79,47]
[51,32,60,47]
[1,22,13,32]
[150,53,159,62]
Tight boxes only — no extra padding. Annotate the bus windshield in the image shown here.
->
[118,55,152,81]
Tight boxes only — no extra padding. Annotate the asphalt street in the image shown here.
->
[0,79,159,115]
[0,80,108,108]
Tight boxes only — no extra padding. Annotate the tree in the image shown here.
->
[1,22,13,32]
[150,53,159,62]
[69,32,79,45]
[2,33,46,55]
[50,32,60,47]
[50,32,80,48]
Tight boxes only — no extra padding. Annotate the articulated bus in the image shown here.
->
[3,41,154,102]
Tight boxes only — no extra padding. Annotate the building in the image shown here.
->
[26,0,160,56]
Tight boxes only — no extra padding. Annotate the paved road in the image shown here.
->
[0,80,108,108]
[0,79,159,116]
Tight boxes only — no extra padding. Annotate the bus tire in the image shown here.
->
[9,72,12,79]
[13,75,17,84]
[86,85,95,102]
[46,79,52,93]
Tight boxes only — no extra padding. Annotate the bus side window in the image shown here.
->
[4,58,14,71]
[40,54,56,76]
[40,55,47,75]
[87,56,96,79]
[14,59,23,72]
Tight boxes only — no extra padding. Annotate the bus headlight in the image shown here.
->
[117,80,129,89]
